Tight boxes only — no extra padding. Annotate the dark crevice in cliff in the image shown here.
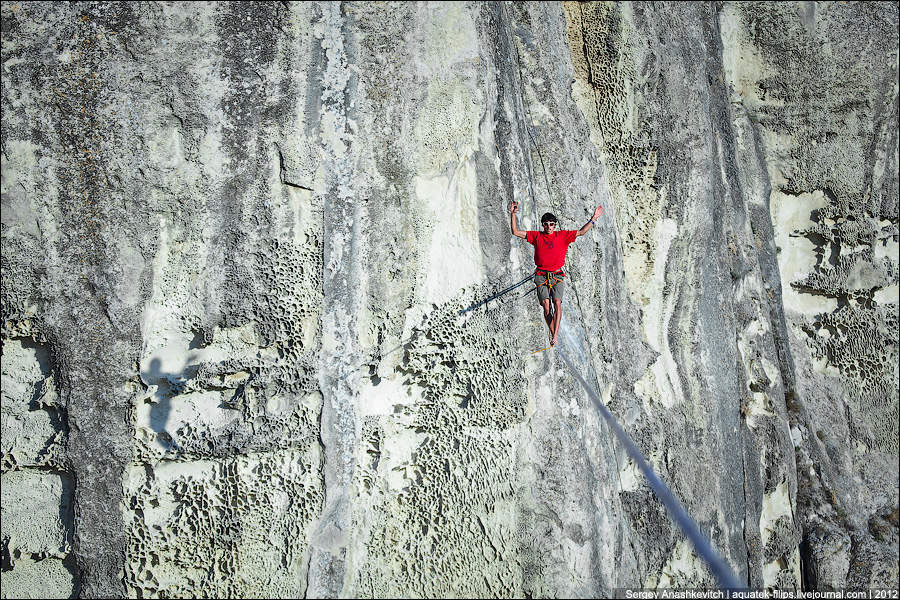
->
[275,143,314,191]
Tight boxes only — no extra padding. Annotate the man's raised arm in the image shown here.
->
[510,201,527,239]
[576,205,604,237]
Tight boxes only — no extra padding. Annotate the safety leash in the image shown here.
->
[458,272,535,316]
[536,269,565,294]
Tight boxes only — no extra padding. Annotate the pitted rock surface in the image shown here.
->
[2,2,897,597]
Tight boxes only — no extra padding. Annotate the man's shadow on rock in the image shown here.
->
[141,357,196,453]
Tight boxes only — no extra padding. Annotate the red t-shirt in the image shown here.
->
[526,230,578,271]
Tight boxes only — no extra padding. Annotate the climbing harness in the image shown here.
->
[529,270,565,353]
[555,346,743,590]
[533,268,565,298]
[458,272,534,316]
[459,268,566,317]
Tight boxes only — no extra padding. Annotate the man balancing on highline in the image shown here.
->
[510,200,604,347]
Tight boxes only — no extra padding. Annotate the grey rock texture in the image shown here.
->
[1,1,896,597]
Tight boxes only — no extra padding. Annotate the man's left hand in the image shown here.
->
[593,205,604,221]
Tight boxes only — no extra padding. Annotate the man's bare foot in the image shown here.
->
[551,332,559,347]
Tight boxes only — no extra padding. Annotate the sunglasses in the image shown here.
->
[542,221,557,226]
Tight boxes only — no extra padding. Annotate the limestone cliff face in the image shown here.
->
[1,2,896,597]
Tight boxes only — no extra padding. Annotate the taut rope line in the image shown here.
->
[555,346,743,590]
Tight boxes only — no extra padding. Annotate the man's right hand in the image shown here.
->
[510,200,526,238]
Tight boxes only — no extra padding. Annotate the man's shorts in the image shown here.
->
[534,271,565,302]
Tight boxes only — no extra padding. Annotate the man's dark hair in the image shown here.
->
[541,212,558,224]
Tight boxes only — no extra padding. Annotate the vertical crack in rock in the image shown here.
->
[307,3,363,596]
[560,1,845,590]
[38,5,141,596]
[720,0,899,590]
